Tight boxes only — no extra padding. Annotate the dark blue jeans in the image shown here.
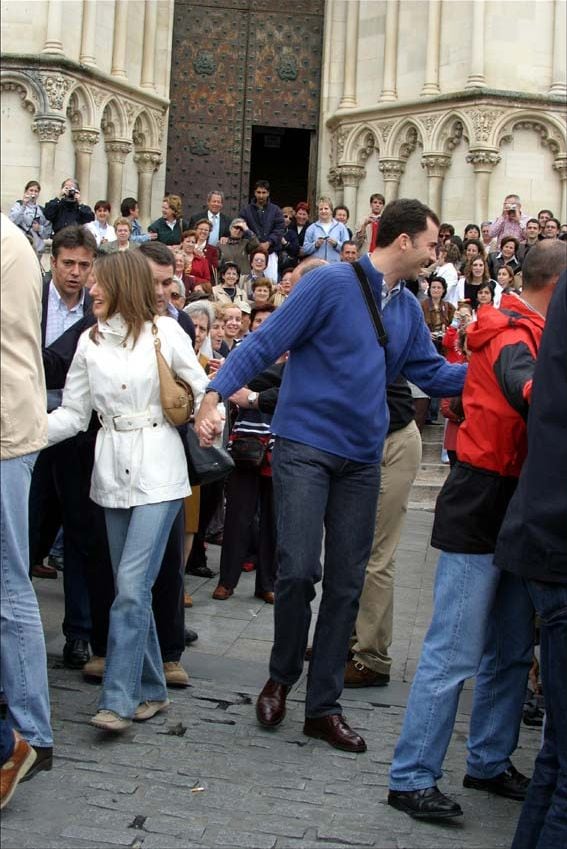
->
[0,715,15,765]
[511,580,567,849]
[270,437,380,718]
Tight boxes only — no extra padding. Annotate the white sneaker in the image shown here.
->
[134,699,171,722]
[90,710,132,732]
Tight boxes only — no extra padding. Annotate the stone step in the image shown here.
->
[421,441,445,463]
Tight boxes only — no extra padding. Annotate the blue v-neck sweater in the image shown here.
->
[209,254,466,463]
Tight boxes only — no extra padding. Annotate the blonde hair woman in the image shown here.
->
[148,194,188,246]
[47,251,210,732]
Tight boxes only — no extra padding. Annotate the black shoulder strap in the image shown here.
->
[351,261,388,348]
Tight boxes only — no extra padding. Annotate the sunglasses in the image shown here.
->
[171,292,182,300]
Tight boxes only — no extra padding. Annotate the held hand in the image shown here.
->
[207,357,223,374]
[315,238,324,248]
[150,231,158,240]
[327,238,337,247]
[195,394,223,446]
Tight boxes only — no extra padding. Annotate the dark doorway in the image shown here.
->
[249,126,312,208]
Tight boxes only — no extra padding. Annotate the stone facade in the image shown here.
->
[1,0,173,224]
[320,0,567,232]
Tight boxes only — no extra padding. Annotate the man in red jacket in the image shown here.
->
[388,240,567,821]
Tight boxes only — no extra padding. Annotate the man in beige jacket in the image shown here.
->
[0,214,53,804]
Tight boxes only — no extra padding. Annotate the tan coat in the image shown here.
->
[1,214,47,459]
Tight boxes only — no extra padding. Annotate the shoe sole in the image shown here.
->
[463,778,526,801]
[388,798,463,819]
[133,702,170,722]
[256,708,285,729]
[19,754,53,783]
[90,718,131,732]
[165,678,190,688]
[0,748,38,808]
[303,728,367,753]
[83,670,104,681]
[63,657,90,670]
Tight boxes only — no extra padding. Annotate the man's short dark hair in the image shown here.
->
[375,199,439,249]
[538,209,554,218]
[251,304,276,325]
[547,218,561,229]
[334,205,350,218]
[526,218,539,227]
[120,197,137,216]
[522,241,567,291]
[254,180,270,191]
[51,225,97,259]
[439,222,455,237]
[138,240,175,270]
[340,240,357,252]
[370,193,385,204]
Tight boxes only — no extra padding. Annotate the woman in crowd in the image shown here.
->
[44,177,94,234]
[101,218,135,253]
[435,242,462,296]
[494,264,519,307]
[212,261,249,305]
[462,238,485,266]
[85,201,116,247]
[46,250,209,732]
[334,205,352,239]
[251,278,274,307]
[218,218,259,275]
[222,304,244,353]
[476,281,495,309]
[180,229,212,292]
[463,224,481,241]
[421,277,455,353]
[292,201,311,252]
[279,207,300,271]
[210,304,230,357]
[170,276,186,310]
[148,195,187,246]
[302,197,349,263]
[452,255,494,309]
[488,235,522,279]
[240,248,269,299]
[273,267,293,307]
[193,219,219,280]
[9,179,51,257]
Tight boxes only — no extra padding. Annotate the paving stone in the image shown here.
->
[60,826,137,846]
[203,826,277,848]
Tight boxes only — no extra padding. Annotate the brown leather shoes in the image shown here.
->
[254,591,274,604]
[256,678,289,728]
[344,659,390,688]
[303,714,367,752]
[212,584,233,600]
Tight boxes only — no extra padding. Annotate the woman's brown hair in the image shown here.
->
[463,256,489,284]
[90,251,157,346]
[163,194,183,219]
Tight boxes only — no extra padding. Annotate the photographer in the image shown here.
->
[8,180,51,257]
[44,178,94,234]
[488,193,529,245]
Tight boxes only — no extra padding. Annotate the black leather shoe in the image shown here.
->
[19,746,53,783]
[304,714,367,753]
[187,564,217,579]
[463,764,530,800]
[184,627,198,645]
[388,786,463,819]
[256,679,289,728]
[62,638,90,669]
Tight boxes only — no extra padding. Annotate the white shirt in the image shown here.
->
[45,281,86,346]
[47,315,210,508]
[208,211,220,246]
[85,220,116,247]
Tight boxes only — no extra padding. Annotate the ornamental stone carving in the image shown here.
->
[0,80,38,114]
[277,55,298,82]
[193,50,216,76]
[469,109,503,144]
[336,164,365,187]
[378,159,405,179]
[553,155,567,179]
[327,167,343,189]
[466,149,501,168]
[421,154,451,178]
[104,139,132,163]
[379,121,395,143]
[39,73,72,110]
[357,132,375,164]
[32,115,66,143]
[72,128,100,153]
[421,113,442,140]
[133,150,162,173]
[337,126,349,160]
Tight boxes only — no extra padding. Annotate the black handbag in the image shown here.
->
[230,435,267,470]
[180,424,235,486]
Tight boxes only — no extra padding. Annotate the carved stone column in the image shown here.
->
[105,140,132,215]
[466,0,486,88]
[421,0,442,96]
[42,0,64,54]
[79,0,97,67]
[72,128,100,206]
[339,0,359,108]
[378,159,405,203]
[327,168,344,206]
[111,0,128,79]
[553,155,567,224]
[140,0,158,90]
[549,0,567,96]
[32,116,66,198]
[134,150,162,226]
[336,164,365,218]
[421,154,450,218]
[466,149,501,224]
[380,0,399,102]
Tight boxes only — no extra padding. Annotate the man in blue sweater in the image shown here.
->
[196,199,466,753]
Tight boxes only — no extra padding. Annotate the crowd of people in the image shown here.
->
[1,179,566,849]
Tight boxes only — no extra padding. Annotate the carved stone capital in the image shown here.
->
[32,115,66,143]
[39,72,72,111]
[468,108,503,144]
[421,154,451,178]
[378,159,405,180]
[104,140,132,163]
[336,164,365,188]
[327,167,343,189]
[552,155,567,180]
[72,128,100,154]
[466,148,501,170]
[133,150,162,174]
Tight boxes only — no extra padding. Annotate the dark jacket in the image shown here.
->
[188,210,231,241]
[238,199,285,254]
[41,278,92,347]
[43,197,94,234]
[494,272,567,583]
[148,217,189,246]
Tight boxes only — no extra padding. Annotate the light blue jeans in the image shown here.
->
[99,499,183,718]
[0,453,53,747]
[389,552,534,791]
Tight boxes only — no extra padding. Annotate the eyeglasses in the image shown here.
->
[171,292,182,300]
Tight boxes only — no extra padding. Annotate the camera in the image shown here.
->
[66,187,78,199]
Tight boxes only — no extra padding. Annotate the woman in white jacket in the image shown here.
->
[48,251,209,732]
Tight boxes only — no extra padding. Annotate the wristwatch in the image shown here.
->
[247,391,259,408]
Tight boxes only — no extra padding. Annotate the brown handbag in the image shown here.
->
[152,321,194,426]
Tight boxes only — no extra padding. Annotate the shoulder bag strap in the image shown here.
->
[351,261,388,348]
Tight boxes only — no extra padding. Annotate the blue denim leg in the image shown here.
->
[270,438,380,718]
[511,580,567,849]
[0,454,53,747]
[0,715,15,765]
[467,571,534,778]
[100,499,182,718]
[389,552,500,791]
